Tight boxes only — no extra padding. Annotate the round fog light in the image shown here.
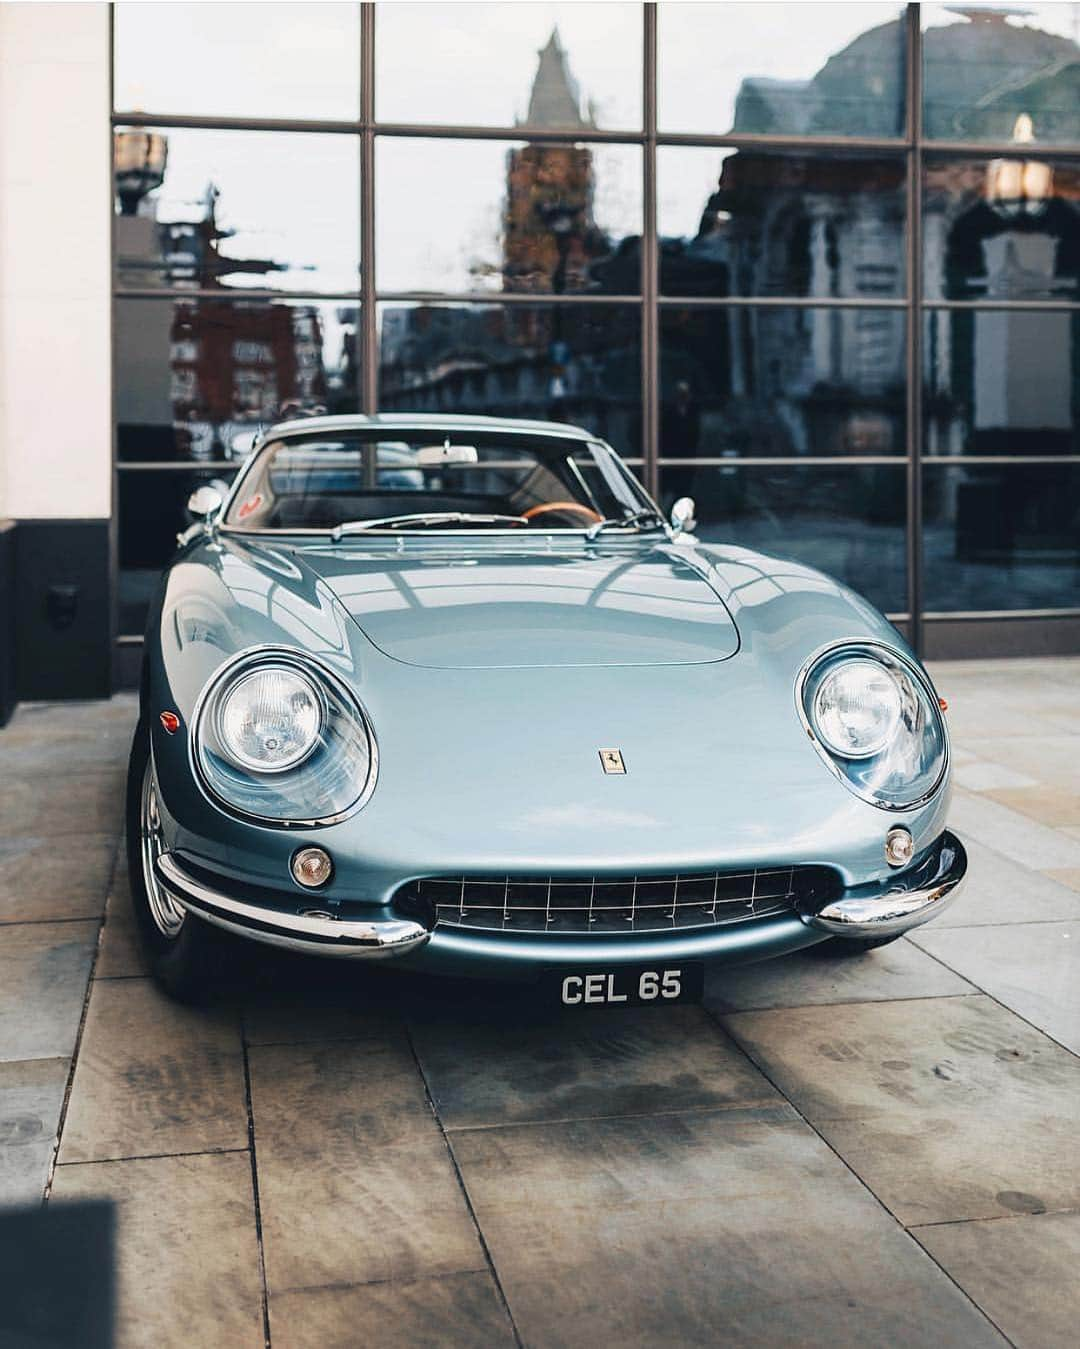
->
[292,847,333,888]
[885,827,914,868]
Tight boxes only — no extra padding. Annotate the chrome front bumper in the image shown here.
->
[155,829,966,965]
[801,831,967,939]
[154,853,430,959]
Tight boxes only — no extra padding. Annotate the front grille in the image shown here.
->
[394,867,837,935]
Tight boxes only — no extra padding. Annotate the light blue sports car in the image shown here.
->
[129,414,965,1003]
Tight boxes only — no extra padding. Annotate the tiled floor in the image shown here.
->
[2,659,1079,1347]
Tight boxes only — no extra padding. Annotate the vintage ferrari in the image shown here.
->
[129,414,966,1002]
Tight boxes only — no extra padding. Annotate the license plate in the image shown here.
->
[555,963,704,1008]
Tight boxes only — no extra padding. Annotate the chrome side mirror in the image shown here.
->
[670,496,697,536]
[186,485,225,524]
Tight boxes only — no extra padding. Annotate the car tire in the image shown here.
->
[819,933,902,956]
[126,722,232,1003]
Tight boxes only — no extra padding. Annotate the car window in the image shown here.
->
[224,432,649,532]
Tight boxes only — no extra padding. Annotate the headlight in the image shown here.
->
[193,648,376,825]
[812,660,902,759]
[216,666,323,773]
[800,643,947,810]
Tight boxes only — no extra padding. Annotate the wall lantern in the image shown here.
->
[986,114,1052,217]
[114,130,168,216]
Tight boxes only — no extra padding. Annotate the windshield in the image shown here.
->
[223,431,655,533]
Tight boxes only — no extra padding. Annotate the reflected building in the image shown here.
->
[113,136,352,622]
[661,151,908,467]
[379,31,642,451]
[661,7,1080,470]
[924,149,1080,448]
[114,136,339,462]
[922,7,1080,143]
[923,143,1080,565]
[168,300,328,460]
[648,6,1080,611]
[503,30,601,294]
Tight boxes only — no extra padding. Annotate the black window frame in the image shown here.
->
[110,2,1080,656]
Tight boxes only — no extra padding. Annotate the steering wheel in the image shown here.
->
[522,501,603,525]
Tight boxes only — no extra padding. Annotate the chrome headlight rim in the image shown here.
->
[796,639,948,812]
[190,644,379,829]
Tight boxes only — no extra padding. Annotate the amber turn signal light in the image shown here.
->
[885,827,914,868]
[291,847,333,888]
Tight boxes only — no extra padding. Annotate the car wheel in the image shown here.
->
[126,722,231,1002]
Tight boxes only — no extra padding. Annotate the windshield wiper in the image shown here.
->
[332,512,529,540]
[585,508,666,540]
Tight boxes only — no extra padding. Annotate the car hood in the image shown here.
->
[293,541,740,668]
[153,533,948,885]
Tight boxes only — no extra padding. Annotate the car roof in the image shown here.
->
[257,413,598,445]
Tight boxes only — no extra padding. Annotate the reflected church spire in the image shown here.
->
[522,28,595,130]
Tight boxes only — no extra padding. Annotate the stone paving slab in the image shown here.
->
[52,1151,263,1349]
[949,789,1080,871]
[410,1004,781,1130]
[0,833,117,924]
[953,758,1038,791]
[914,1210,1080,1349]
[93,858,149,980]
[269,1271,516,1349]
[243,999,405,1048]
[241,972,406,1047]
[968,735,1080,794]
[0,769,125,840]
[59,978,247,1163]
[723,995,1080,1226]
[911,921,1080,1054]
[938,697,1077,741]
[9,696,139,727]
[451,1110,1005,1348]
[929,837,1080,927]
[986,784,1080,829]
[925,666,1080,739]
[704,935,974,1012]
[0,920,98,1063]
[248,1039,486,1292]
[0,725,132,775]
[928,657,1079,681]
[0,1056,69,1206]
[0,698,135,775]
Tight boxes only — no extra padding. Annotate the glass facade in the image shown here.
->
[377,303,643,454]
[375,139,642,294]
[114,128,361,294]
[658,150,907,299]
[657,3,907,138]
[112,2,1080,647]
[115,298,360,463]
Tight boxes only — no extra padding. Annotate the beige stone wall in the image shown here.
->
[0,1,111,520]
